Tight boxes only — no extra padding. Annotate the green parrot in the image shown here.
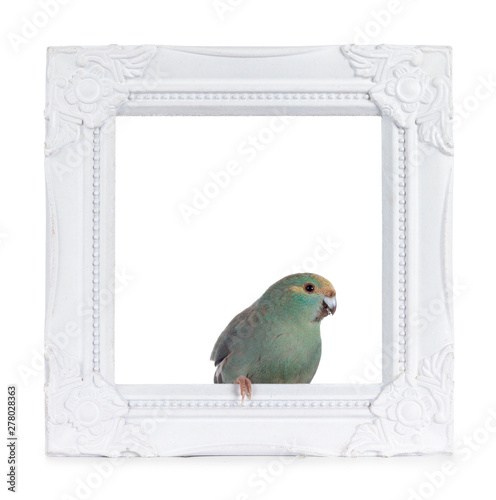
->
[210,273,337,402]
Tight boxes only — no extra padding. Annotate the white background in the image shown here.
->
[1,1,494,499]
[115,116,382,384]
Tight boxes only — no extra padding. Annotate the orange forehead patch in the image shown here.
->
[309,275,336,296]
[319,284,336,297]
[289,282,336,297]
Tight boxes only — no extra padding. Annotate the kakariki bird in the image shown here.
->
[210,273,337,403]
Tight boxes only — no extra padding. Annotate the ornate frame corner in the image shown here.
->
[345,345,454,457]
[341,44,453,155]
[45,45,157,156]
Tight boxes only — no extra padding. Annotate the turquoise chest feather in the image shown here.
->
[248,322,323,383]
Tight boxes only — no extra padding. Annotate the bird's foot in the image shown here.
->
[235,376,252,405]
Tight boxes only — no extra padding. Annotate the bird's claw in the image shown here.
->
[235,376,252,405]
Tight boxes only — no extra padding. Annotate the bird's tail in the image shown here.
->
[213,360,226,383]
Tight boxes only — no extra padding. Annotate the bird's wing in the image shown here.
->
[210,301,263,367]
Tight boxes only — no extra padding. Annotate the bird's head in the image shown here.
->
[262,273,337,323]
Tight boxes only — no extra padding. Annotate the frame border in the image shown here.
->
[44,45,453,457]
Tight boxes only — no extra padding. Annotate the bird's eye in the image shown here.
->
[305,284,315,293]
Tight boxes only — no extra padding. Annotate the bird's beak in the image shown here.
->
[323,296,337,315]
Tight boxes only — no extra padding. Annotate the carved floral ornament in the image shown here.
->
[345,345,453,456]
[44,340,452,457]
[45,345,156,457]
[45,45,157,156]
[45,45,453,157]
[341,45,453,155]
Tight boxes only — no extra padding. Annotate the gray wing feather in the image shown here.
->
[210,305,254,366]
[211,300,268,383]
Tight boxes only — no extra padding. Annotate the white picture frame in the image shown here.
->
[44,44,454,457]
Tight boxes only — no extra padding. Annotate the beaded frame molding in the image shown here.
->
[44,45,454,457]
